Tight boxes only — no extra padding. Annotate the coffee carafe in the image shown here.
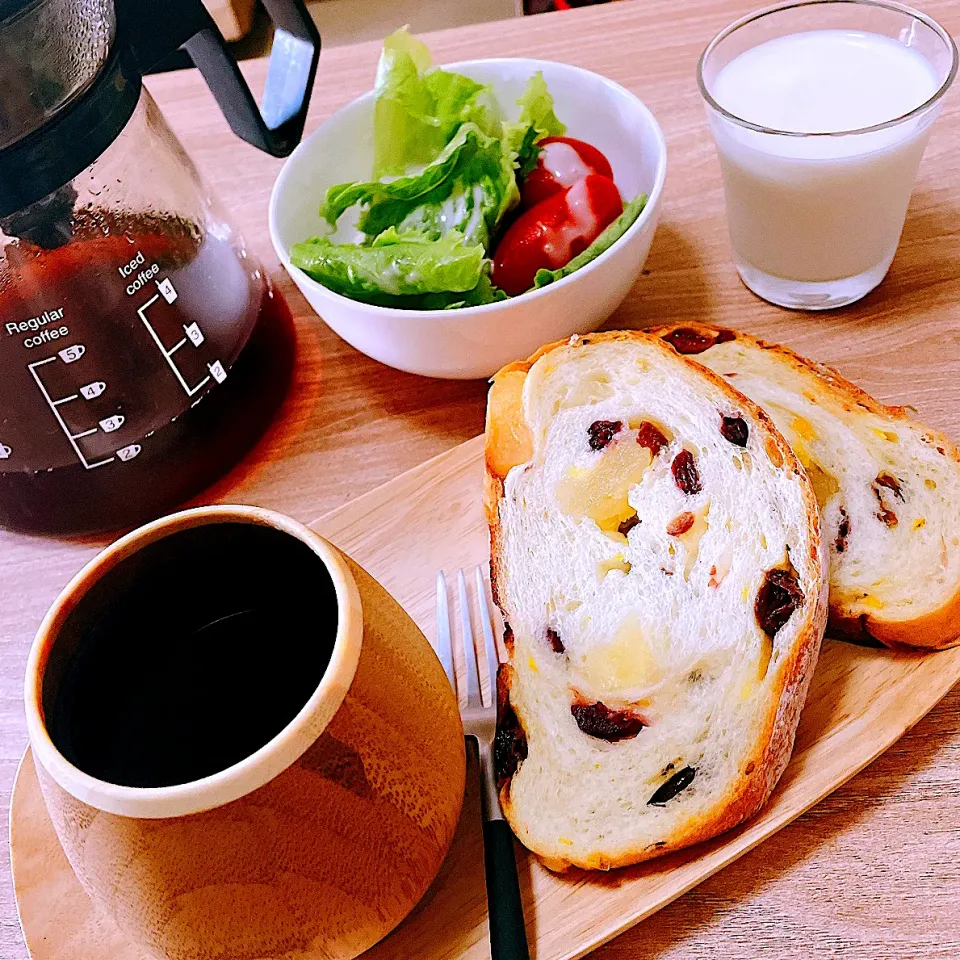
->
[0,0,320,534]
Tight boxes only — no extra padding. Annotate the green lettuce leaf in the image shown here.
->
[425,69,498,139]
[322,123,519,249]
[372,27,492,177]
[379,24,432,74]
[533,193,648,289]
[290,228,486,303]
[397,272,509,310]
[502,70,567,173]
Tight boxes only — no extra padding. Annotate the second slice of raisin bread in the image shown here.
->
[651,324,960,650]
[485,332,828,871]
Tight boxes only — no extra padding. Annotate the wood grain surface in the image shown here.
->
[202,0,256,41]
[11,438,960,960]
[2,0,960,956]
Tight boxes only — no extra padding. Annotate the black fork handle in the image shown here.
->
[478,740,531,960]
[116,0,320,157]
[483,820,532,960]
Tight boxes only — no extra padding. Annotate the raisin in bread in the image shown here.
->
[650,324,960,650]
[484,331,828,871]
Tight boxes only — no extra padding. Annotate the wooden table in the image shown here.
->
[3,2,959,956]
[202,0,256,42]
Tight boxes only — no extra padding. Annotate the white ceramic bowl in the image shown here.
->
[270,58,667,380]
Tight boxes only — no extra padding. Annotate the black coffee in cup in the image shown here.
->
[43,522,336,789]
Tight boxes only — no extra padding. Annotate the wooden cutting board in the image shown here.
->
[12,435,960,960]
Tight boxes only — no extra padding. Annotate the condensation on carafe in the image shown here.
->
[0,0,114,150]
[0,0,115,246]
[0,88,295,535]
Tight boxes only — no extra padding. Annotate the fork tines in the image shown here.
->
[436,567,498,712]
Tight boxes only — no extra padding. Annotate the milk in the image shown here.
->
[708,30,940,288]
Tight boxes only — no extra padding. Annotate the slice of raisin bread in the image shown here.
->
[650,324,960,650]
[485,331,828,871]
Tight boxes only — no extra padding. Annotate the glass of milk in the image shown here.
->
[698,0,957,310]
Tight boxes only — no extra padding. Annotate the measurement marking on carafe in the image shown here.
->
[71,428,98,440]
[81,382,107,400]
[54,394,79,406]
[137,288,218,397]
[184,322,204,346]
[28,355,115,471]
[158,278,178,304]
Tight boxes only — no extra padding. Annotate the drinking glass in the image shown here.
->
[698,0,958,310]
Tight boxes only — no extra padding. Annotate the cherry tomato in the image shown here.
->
[521,136,616,209]
[493,174,623,296]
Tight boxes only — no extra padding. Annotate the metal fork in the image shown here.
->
[437,568,530,960]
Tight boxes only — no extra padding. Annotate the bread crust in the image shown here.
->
[485,330,828,871]
[649,323,960,651]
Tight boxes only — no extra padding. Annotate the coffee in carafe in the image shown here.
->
[0,0,320,533]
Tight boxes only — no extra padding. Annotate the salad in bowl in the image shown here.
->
[270,31,666,378]
[290,29,647,310]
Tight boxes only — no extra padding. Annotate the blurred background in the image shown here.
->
[198,0,614,62]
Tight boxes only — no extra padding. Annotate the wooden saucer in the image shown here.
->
[11,751,141,960]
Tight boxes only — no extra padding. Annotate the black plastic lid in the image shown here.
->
[0,38,141,218]
[0,0,320,224]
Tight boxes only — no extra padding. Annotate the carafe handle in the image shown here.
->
[116,0,321,158]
